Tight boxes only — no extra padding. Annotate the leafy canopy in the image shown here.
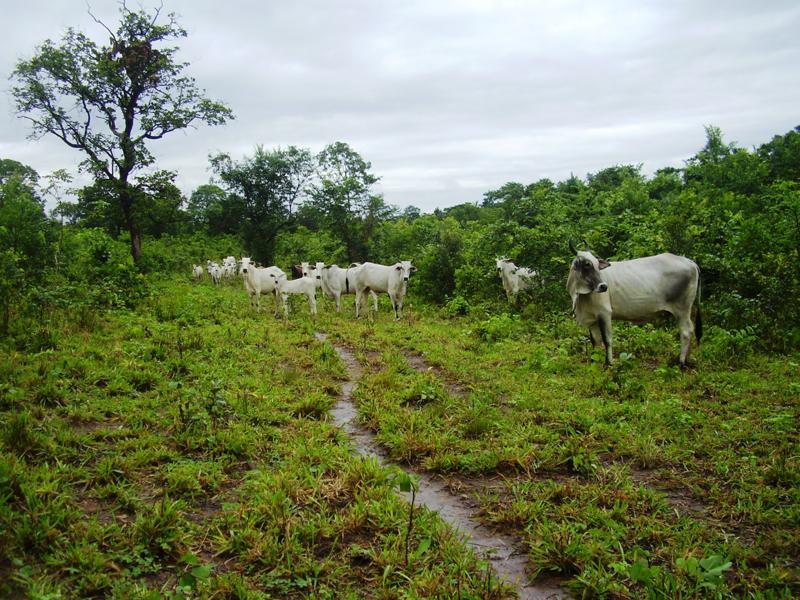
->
[11,4,232,181]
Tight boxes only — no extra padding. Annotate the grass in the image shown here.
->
[0,279,510,598]
[2,277,798,597]
[320,300,800,598]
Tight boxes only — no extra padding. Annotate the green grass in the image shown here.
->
[0,279,510,598]
[320,301,800,598]
[2,278,798,597]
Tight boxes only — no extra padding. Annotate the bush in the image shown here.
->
[474,313,522,342]
[445,295,470,316]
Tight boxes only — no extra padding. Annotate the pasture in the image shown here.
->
[1,275,798,598]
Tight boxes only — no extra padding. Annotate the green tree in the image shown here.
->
[0,159,40,188]
[0,170,52,332]
[309,142,381,261]
[209,146,314,264]
[134,170,187,237]
[186,183,236,234]
[11,4,232,263]
[758,127,800,183]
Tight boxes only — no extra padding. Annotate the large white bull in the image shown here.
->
[351,261,417,320]
[566,241,702,367]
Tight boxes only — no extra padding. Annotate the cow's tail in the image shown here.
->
[694,264,703,343]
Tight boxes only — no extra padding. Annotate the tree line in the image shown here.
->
[2,125,799,349]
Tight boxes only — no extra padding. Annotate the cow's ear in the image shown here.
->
[395,265,402,270]
[411,266,418,273]
[598,258,611,270]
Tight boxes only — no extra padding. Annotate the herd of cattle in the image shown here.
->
[194,243,702,367]
[195,258,417,321]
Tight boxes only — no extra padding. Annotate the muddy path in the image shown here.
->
[316,333,568,600]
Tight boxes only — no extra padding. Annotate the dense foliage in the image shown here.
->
[3,125,800,351]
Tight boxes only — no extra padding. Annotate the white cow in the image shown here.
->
[566,240,702,367]
[239,257,251,280]
[241,262,285,314]
[351,261,417,320]
[207,260,222,285]
[270,273,317,318]
[295,262,314,278]
[192,264,203,280]
[222,256,237,280]
[311,262,378,312]
[496,257,538,303]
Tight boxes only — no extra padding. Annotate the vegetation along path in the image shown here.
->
[316,332,567,599]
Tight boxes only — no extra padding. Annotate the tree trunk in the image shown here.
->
[119,183,142,264]
[129,223,142,264]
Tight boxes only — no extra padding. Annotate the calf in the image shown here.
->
[270,273,317,318]
[566,240,702,367]
[351,261,416,320]
[192,264,203,280]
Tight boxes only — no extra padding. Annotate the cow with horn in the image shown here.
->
[566,239,702,368]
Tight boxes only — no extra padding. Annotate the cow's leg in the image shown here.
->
[677,312,694,368]
[309,293,317,316]
[371,291,378,312]
[282,293,289,318]
[273,289,282,317]
[588,324,602,348]
[253,291,261,311]
[389,292,400,320]
[598,315,613,365]
[334,293,341,312]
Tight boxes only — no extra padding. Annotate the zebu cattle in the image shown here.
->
[207,260,222,285]
[566,241,701,367]
[311,262,378,313]
[495,257,538,303]
[241,262,285,315]
[269,273,317,318]
[351,261,417,320]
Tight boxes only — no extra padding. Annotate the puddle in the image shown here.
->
[316,333,568,600]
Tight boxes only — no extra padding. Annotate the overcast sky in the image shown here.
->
[2,0,799,213]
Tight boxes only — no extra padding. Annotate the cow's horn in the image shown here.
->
[568,239,578,254]
[581,238,590,250]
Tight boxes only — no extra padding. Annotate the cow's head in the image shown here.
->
[567,240,610,299]
[395,260,417,282]
[496,257,519,278]
[240,257,251,275]
[313,262,326,280]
